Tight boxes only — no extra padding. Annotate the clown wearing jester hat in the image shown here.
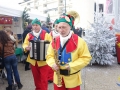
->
[22,18,51,90]
[46,14,92,90]
[48,19,60,83]
[49,19,60,39]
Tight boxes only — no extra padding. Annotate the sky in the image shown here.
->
[0,0,23,7]
[0,0,23,4]
[1,0,23,4]
[0,0,24,9]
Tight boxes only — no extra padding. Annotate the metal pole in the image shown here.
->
[65,0,66,13]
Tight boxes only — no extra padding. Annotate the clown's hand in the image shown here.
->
[52,63,59,71]
[25,46,31,51]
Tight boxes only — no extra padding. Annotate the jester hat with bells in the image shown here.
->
[57,14,74,29]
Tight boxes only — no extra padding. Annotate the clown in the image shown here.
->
[22,18,51,90]
[48,19,60,83]
[50,19,60,39]
[46,14,92,90]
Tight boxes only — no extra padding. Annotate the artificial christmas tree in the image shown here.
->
[83,14,116,65]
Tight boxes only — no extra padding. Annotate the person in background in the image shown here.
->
[48,19,59,83]
[22,24,32,71]
[41,23,50,33]
[4,27,18,48]
[82,28,85,36]
[79,27,83,37]
[46,14,92,90]
[74,27,82,37]
[0,30,23,90]
[50,19,60,39]
[22,18,51,90]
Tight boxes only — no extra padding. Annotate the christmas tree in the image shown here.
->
[22,7,31,30]
[83,13,116,65]
[46,14,51,26]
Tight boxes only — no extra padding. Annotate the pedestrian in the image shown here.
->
[22,18,51,90]
[74,27,82,37]
[4,27,18,48]
[46,14,92,90]
[22,24,32,71]
[41,23,50,33]
[0,30,23,90]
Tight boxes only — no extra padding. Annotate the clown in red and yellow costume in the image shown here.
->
[46,15,92,90]
[50,19,60,39]
[48,19,60,83]
[22,18,51,90]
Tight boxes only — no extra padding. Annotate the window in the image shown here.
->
[99,4,104,12]
[43,4,47,7]
[60,0,63,3]
[94,3,96,12]
[35,6,38,9]
[27,3,30,5]
[24,0,29,2]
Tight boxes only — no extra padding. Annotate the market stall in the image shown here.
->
[0,4,47,34]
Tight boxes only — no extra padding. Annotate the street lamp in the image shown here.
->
[65,0,66,13]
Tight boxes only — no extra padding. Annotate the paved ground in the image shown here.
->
[0,57,120,90]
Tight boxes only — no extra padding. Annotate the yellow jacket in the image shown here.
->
[22,31,52,66]
[46,34,92,88]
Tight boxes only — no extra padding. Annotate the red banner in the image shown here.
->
[0,17,12,24]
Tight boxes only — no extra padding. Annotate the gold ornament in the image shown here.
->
[65,16,70,22]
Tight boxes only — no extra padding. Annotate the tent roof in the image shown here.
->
[0,5,23,17]
[28,9,47,21]
[0,4,47,21]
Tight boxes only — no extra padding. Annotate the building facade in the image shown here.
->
[19,0,120,29]
[19,0,73,20]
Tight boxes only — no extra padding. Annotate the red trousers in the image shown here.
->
[31,63,48,90]
[54,79,80,90]
[48,66,54,81]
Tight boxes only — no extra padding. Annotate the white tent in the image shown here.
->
[0,5,22,17]
[0,5,47,21]
[28,10,47,21]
